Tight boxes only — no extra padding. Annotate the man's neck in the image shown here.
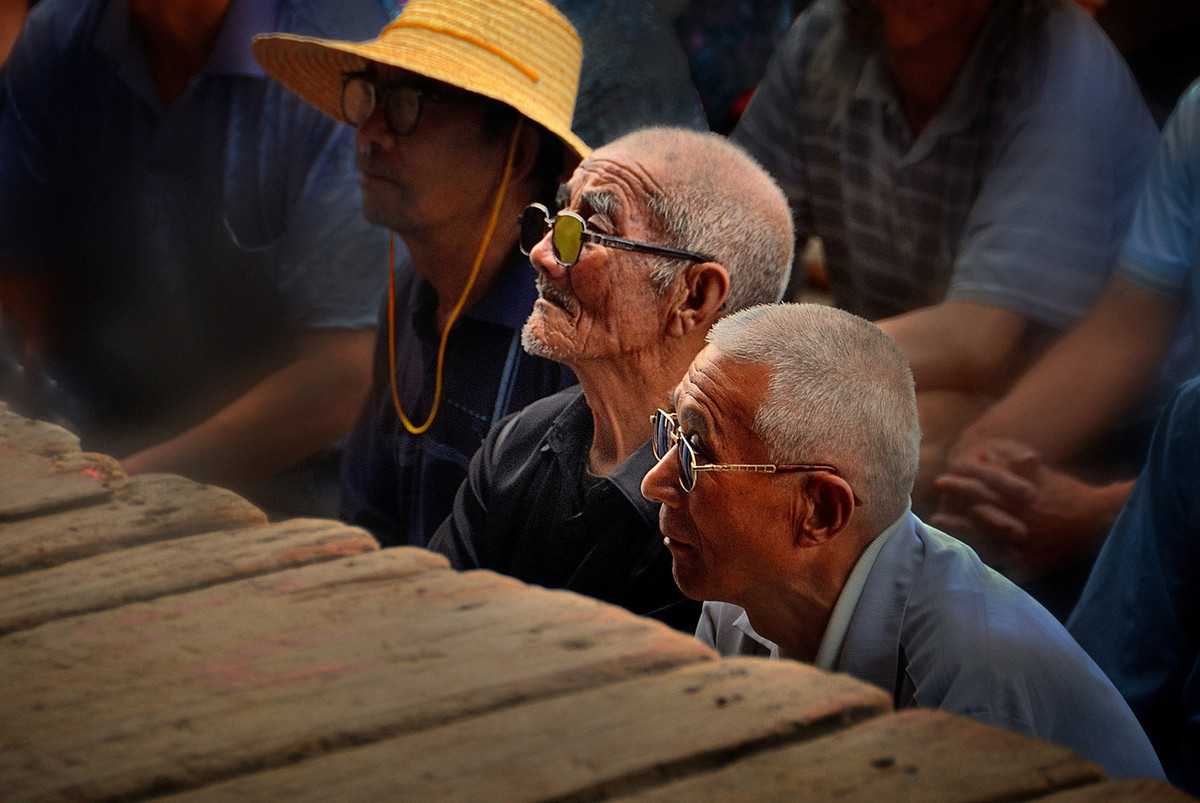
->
[884,2,993,137]
[130,0,231,106]
[405,203,526,335]
[741,531,874,663]
[575,338,700,477]
[416,242,515,336]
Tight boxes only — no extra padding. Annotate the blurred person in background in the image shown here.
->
[0,0,391,516]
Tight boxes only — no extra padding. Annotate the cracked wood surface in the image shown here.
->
[0,406,1188,802]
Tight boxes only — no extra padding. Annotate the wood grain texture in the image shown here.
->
[0,473,267,575]
[0,449,121,520]
[0,518,380,634]
[161,657,892,802]
[0,551,713,801]
[615,708,1105,802]
[0,404,82,456]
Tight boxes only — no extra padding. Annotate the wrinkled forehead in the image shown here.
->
[673,347,769,443]
[558,149,661,218]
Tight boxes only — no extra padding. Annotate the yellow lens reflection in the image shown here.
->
[552,215,583,265]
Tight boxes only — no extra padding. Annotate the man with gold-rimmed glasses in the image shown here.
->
[641,301,1164,780]
[428,127,794,632]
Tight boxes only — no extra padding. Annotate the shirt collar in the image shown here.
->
[603,440,660,524]
[851,0,1020,163]
[207,0,280,77]
[542,391,661,527]
[96,0,277,84]
[725,508,911,667]
[730,609,780,658]
[812,507,909,671]
[407,247,541,336]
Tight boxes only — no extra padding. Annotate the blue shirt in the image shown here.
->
[0,0,390,439]
[1116,79,1200,361]
[339,251,576,548]
[700,512,1165,781]
[1069,376,1200,794]
[732,0,1157,330]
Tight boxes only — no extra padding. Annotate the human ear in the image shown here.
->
[510,119,543,185]
[796,473,855,547]
[669,262,729,337]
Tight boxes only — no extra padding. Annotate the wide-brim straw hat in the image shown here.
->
[252,0,590,161]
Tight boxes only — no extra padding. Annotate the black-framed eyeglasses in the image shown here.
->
[519,202,713,268]
[341,71,458,136]
[650,409,862,504]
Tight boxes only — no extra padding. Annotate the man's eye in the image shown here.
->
[586,215,613,234]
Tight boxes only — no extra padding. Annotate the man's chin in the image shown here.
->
[520,318,560,360]
[667,549,707,602]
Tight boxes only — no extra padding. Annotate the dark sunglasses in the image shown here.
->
[650,409,862,503]
[519,202,713,267]
[341,71,466,136]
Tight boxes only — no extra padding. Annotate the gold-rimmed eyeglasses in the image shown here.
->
[650,409,862,504]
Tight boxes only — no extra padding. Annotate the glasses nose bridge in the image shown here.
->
[652,410,695,492]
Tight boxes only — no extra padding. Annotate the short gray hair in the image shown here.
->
[604,127,793,312]
[708,303,920,526]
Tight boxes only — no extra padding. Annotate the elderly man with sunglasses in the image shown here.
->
[641,302,1164,779]
[427,127,793,632]
[255,0,705,548]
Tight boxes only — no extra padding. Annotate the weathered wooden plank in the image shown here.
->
[614,709,1104,802]
[0,551,714,801]
[161,657,891,803]
[0,404,82,456]
[0,449,121,520]
[0,518,380,635]
[1038,778,1196,801]
[0,473,267,575]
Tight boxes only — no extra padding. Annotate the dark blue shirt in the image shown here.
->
[1069,375,1200,794]
[0,0,390,437]
[340,251,576,547]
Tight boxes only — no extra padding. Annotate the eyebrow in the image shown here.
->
[581,190,618,219]
[676,404,706,435]
[555,184,620,220]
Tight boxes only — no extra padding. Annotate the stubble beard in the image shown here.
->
[520,312,559,360]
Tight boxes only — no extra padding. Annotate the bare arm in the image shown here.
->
[954,277,1183,464]
[930,279,1182,579]
[878,299,1028,394]
[120,328,375,492]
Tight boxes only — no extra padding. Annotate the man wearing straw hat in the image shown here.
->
[254,0,703,548]
[429,127,794,631]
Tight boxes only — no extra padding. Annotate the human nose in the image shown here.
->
[528,226,568,279]
[355,101,394,149]
[642,447,682,507]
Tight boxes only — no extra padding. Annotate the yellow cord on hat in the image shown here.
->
[386,119,524,435]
